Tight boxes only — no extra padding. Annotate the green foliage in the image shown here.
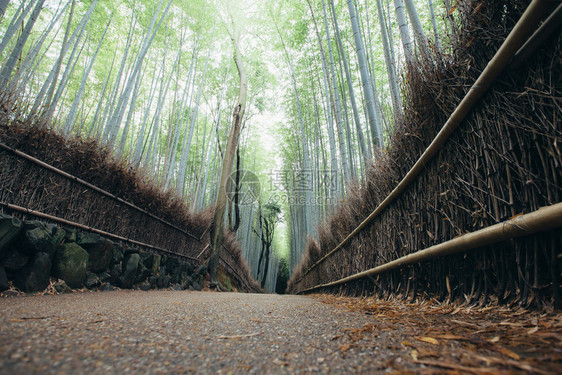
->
[263,202,282,222]
[0,0,450,278]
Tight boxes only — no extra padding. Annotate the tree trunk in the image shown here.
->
[116,65,144,158]
[106,0,172,149]
[428,0,442,51]
[100,12,136,143]
[175,43,212,196]
[63,18,111,135]
[0,0,45,88]
[330,0,370,167]
[40,0,97,124]
[131,58,161,167]
[320,0,351,183]
[161,31,185,184]
[273,15,313,235]
[308,0,350,184]
[375,0,403,124]
[232,147,242,232]
[0,0,10,19]
[89,52,116,138]
[50,37,87,122]
[163,26,202,189]
[347,0,384,148]
[443,0,458,39]
[208,32,248,285]
[403,0,431,58]
[195,66,228,208]
[7,0,70,93]
[256,208,266,280]
[384,0,396,66]
[317,61,339,194]
[261,243,271,288]
[0,1,31,59]
[394,0,415,65]
[142,49,177,173]
[34,0,77,122]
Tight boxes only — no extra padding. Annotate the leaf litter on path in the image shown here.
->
[316,294,562,374]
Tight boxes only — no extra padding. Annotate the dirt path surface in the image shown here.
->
[1,291,560,374]
[0,291,395,374]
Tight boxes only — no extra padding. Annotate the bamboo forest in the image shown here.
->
[0,0,560,373]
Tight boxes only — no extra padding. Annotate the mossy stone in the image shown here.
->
[53,243,88,289]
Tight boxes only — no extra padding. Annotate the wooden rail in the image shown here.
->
[1,202,201,261]
[298,202,562,294]
[296,0,553,284]
[219,248,257,293]
[0,141,204,241]
[0,144,259,291]
[1,201,258,291]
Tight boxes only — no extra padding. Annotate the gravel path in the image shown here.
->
[0,291,405,374]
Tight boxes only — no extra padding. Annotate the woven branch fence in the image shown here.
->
[288,0,561,308]
[0,126,260,293]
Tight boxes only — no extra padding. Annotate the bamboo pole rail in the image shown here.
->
[1,201,257,292]
[297,0,553,283]
[299,202,562,294]
[1,201,201,261]
[508,2,562,70]
[0,141,204,241]
[219,247,254,293]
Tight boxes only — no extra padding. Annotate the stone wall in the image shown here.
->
[0,213,210,294]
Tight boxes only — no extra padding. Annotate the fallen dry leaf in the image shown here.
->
[417,347,440,359]
[451,319,480,328]
[315,294,562,374]
[339,343,352,353]
[417,336,439,345]
[499,321,524,327]
[527,326,539,335]
[435,334,466,340]
[414,359,489,374]
[495,345,520,360]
